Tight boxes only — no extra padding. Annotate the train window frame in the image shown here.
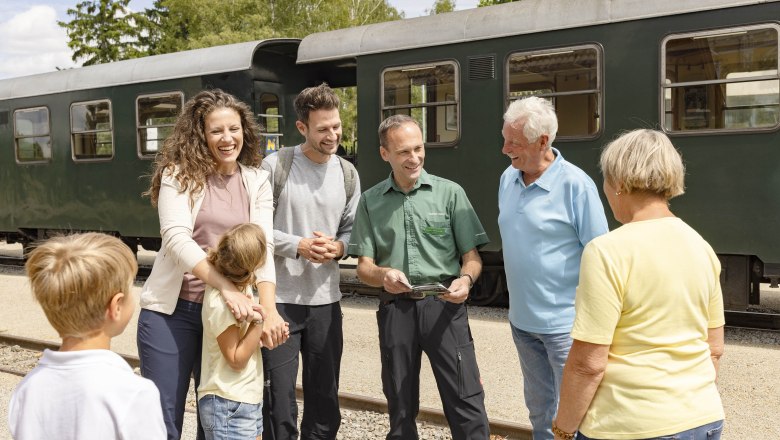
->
[257,92,283,154]
[380,60,460,148]
[661,23,780,135]
[504,44,604,141]
[13,106,52,164]
[136,91,184,160]
[70,99,114,162]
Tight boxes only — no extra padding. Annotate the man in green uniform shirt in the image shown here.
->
[348,115,490,440]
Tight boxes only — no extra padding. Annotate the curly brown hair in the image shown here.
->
[144,89,262,206]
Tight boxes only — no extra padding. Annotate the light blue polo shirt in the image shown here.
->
[498,148,608,333]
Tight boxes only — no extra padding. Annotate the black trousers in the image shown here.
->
[377,296,489,440]
[262,302,343,440]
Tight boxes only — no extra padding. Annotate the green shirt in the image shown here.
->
[348,170,489,284]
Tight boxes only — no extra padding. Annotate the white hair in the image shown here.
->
[503,97,558,146]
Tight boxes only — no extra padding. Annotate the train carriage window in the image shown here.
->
[14,107,51,163]
[71,100,113,161]
[257,93,282,153]
[506,45,602,139]
[137,92,184,158]
[662,24,780,133]
[381,62,459,146]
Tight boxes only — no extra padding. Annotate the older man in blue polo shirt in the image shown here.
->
[498,97,608,440]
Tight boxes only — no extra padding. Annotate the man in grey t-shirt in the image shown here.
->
[260,83,360,440]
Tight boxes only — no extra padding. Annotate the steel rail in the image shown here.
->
[0,334,532,439]
[4,256,780,331]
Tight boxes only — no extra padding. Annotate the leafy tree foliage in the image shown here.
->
[143,0,274,53]
[428,0,456,15]
[336,87,359,155]
[145,0,402,52]
[478,0,519,6]
[58,0,149,65]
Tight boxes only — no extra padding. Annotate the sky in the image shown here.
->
[0,0,479,80]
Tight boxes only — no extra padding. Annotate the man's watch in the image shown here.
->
[460,273,474,289]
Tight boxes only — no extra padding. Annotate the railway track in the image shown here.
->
[3,255,780,331]
[0,334,531,439]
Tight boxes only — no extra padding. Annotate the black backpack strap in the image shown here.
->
[272,147,295,215]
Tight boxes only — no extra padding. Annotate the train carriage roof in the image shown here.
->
[0,39,299,100]
[297,0,779,64]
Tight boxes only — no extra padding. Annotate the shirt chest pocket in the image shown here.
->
[422,218,451,238]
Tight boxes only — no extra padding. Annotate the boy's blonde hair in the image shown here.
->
[25,233,138,339]
[207,224,267,291]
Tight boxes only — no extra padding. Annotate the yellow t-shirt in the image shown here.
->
[198,287,264,404]
[572,217,725,439]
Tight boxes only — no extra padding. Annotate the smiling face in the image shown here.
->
[501,120,548,173]
[297,108,342,163]
[205,107,243,174]
[380,122,425,192]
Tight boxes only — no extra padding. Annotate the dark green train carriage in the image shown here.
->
[296,0,780,308]
[1,0,778,313]
[0,39,309,251]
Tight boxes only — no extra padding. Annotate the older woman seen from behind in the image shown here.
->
[552,129,725,440]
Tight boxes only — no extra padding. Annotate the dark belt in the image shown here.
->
[379,290,437,302]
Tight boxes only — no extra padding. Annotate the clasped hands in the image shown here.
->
[298,231,343,263]
[382,268,470,304]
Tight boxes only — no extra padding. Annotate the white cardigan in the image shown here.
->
[140,163,276,315]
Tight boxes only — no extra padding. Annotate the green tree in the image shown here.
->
[144,0,403,53]
[336,87,358,155]
[144,0,275,53]
[428,0,456,15]
[325,0,404,29]
[478,0,519,6]
[59,0,149,65]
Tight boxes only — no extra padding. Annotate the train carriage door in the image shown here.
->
[254,82,286,155]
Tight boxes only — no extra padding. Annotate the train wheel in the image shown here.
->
[469,268,509,307]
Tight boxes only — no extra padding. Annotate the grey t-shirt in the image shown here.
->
[261,145,360,305]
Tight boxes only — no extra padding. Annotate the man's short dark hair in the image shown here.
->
[294,83,340,125]
[378,114,421,148]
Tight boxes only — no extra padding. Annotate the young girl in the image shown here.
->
[198,223,270,440]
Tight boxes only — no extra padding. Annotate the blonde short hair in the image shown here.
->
[25,233,137,338]
[207,223,267,291]
[600,129,685,199]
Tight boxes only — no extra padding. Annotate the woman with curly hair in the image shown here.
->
[139,89,288,440]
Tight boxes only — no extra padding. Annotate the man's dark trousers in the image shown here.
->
[377,295,489,440]
[262,302,343,440]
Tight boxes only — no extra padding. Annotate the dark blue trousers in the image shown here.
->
[138,299,205,440]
